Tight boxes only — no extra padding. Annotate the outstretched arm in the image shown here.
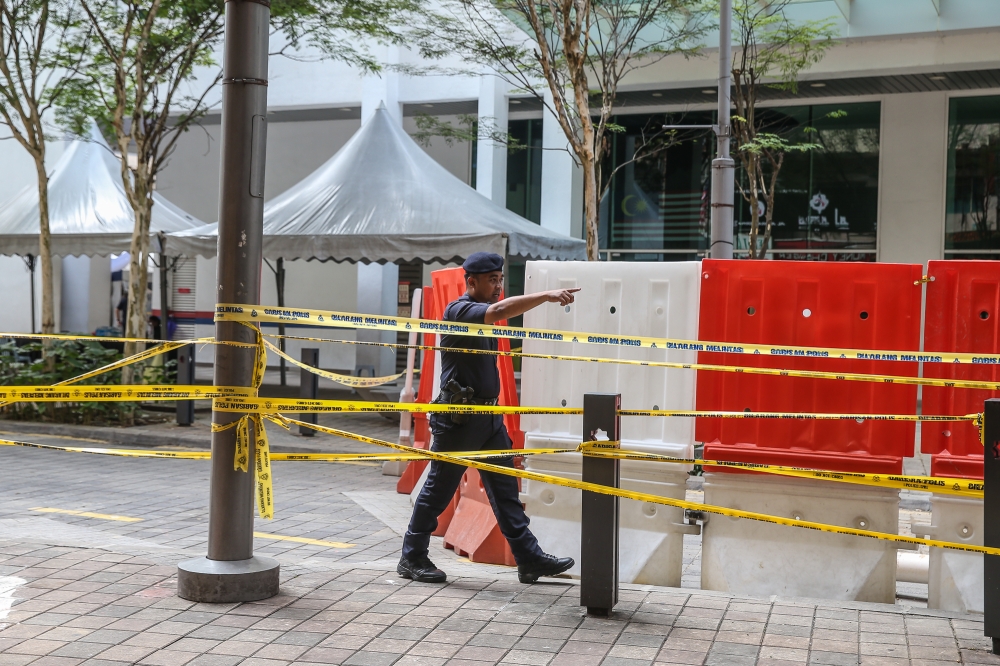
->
[484,288,581,325]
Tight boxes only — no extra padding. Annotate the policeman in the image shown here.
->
[398,252,581,584]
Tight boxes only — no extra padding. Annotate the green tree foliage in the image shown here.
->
[414,0,709,260]
[0,339,173,424]
[0,0,88,337]
[54,0,419,380]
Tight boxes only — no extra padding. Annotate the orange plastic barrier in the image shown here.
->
[396,285,436,495]
[696,259,922,474]
[443,469,518,566]
[922,260,1000,479]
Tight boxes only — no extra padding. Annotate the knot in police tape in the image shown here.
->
[210,324,278,520]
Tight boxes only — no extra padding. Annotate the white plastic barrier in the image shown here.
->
[701,472,899,603]
[914,494,983,613]
[519,261,701,585]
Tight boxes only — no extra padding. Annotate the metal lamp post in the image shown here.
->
[661,0,734,259]
[709,0,735,260]
[177,0,280,602]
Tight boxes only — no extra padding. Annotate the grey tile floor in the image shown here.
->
[0,414,990,666]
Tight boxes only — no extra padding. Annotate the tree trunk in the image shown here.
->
[34,156,55,335]
[122,192,152,384]
[582,157,600,261]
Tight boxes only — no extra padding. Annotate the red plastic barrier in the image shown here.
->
[696,259,923,474]
[922,260,1000,479]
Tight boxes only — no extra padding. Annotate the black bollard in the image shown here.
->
[580,392,621,616]
[299,348,319,436]
[985,399,1000,653]
[176,344,195,426]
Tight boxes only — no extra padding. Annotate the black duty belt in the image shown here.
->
[436,391,498,406]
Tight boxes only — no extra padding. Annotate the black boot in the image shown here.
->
[397,556,447,583]
[517,553,574,584]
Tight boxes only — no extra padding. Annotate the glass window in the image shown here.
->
[506,119,543,223]
[946,95,1000,257]
[599,111,714,261]
[740,102,880,262]
[597,102,881,262]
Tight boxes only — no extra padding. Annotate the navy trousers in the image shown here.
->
[401,415,544,565]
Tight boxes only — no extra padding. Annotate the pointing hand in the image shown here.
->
[545,288,581,306]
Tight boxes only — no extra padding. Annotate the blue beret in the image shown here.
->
[463,252,504,274]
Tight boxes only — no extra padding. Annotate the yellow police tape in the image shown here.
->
[0,385,254,402]
[0,437,212,458]
[210,395,978,424]
[0,338,210,409]
[0,434,981,498]
[260,337,409,388]
[216,303,1000,366]
[0,436,569,463]
[264,415,1000,557]
[0,428,988,555]
[0,332,180,344]
[575,443,984,498]
[266,332,1000,393]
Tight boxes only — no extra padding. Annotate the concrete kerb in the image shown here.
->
[0,418,375,453]
[0,419,210,449]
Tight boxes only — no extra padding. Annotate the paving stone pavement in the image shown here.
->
[0,415,993,666]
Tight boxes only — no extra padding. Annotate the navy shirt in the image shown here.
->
[439,294,499,399]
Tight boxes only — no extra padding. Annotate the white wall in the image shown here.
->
[88,256,112,332]
[356,262,399,376]
[402,115,473,184]
[60,255,91,333]
[0,134,68,208]
[192,255,360,371]
[260,259,359,371]
[58,255,114,334]
[540,91,583,239]
[878,92,948,265]
[0,256,38,333]
[156,118,364,224]
[193,255,219,357]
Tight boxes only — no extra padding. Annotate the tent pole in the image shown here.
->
[24,254,36,335]
[277,257,286,386]
[177,0,279,603]
[157,233,170,340]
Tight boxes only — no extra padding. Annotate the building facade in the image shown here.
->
[150,0,1000,268]
[1,0,998,343]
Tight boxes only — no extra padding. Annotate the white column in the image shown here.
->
[539,90,584,239]
[878,92,947,265]
[476,73,509,202]
[361,47,402,125]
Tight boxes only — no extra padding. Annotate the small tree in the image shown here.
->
[416,0,709,259]
[0,0,87,334]
[729,0,835,258]
[58,0,418,380]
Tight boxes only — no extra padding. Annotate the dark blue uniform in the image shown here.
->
[401,294,544,564]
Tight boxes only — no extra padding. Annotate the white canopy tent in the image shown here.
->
[168,105,586,263]
[0,123,205,257]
